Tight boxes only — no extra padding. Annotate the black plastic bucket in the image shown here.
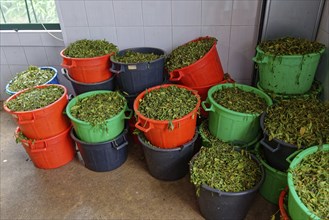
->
[70,128,128,172]
[192,153,264,220]
[260,113,301,171]
[110,47,165,95]
[62,70,115,95]
[138,131,198,181]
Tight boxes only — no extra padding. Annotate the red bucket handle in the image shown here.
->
[135,118,153,133]
[30,141,48,153]
[279,187,290,220]
[169,70,184,82]
[18,114,35,125]
[61,60,76,69]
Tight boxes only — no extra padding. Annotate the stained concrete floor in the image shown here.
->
[0,105,278,220]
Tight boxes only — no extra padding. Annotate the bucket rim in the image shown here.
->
[206,83,273,117]
[65,90,128,125]
[191,151,265,196]
[287,145,328,220]
[255,46,325,58]
[5,66,58,95]
[138,130,198,152]
[70,127,128,146]
[65,71,115,86]
[60,49,115,60]
[110,47,166,65]
[3,84,67,114]
[168,36,217,74]
[15,125,72,145]
[133,84,201,125]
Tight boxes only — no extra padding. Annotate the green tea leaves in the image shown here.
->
[113,50,162,63]
[5,86,64,112]
[63,39,118,58]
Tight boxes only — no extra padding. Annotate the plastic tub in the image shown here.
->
[61,50,113,83]
[71,128,128,172]
[287,145,328,220]
[62,70,115,95]
[191,152,265,220]
[66,90,132,143]
[110,47,165,94]
[6,66,59,95]
[169,36,224,87]
[138,130,198,181]
[256,143,287,205]
[134,84,201,149]
[3,84,71,139]
[15,126,75,169]
[253,46,325,95]
[260,113,301,171]
[202,83,272,143]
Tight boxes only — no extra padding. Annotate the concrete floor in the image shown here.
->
[1,104,278,220]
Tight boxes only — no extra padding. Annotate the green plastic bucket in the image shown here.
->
[202,83,272,143]
[198,120,260,151]
[253,46,325,95]
[287,145,328,220]
[256,143,287,205]
[66,90,132,143]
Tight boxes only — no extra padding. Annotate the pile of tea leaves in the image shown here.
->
[8,66,55,92]
[5,86,64,112]
[165,37,217,72]
[138,85,198,121]
[64,39,118,58]
[291,149,329,219]
[70,92,125,126]
[212,86,268,114]
[258,37,325,56]
[190,146,262,195]
[15,131,30,143]
[113,50,162,63]
[265,99,329,148]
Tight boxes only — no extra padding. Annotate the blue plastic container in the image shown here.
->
[70,128,129,172]
[110,47,165,95]
[6,66,59,95]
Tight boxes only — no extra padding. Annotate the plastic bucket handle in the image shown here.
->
[110,63,124,74]
[169,70,184,81]
[123,108,133,120]
[18,114,35,124]
[135,118,154,133]
[279,187,290,220]
[201,99,215,112]
[260,136,281,153]
[61,59,76,69]
[30,141,48,153]
[252,55,269,64]
[285,149,303,164]
[112,135,128,151]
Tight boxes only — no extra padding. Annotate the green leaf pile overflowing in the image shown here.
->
[258,37,325,56]
[70,92,125,127]
[265,99,329,148]
[138,85,198,121]
[113,50,162,63]
[165,37,217,72]
[63,39,118,58]
[212,86,268,114]
[5,85,64,112]
[15,131,30,143]
[8,66,55,92]
[291,149,329,219]
[190,146,262,195]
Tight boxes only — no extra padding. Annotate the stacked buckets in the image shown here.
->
[3,84,75,169]
[134,84,201,181]
[66,91,132,172]
[60,50,115,95]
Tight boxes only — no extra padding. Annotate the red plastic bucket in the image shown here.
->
[15,126,76,169]
[134,84,201,149]
[3,84,71,139]
[169,36,224,87]
[60,50,113,83]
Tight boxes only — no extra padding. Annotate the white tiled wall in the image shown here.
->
[56,0,263,85]
[316,0,329,101]
[0,31,74,101]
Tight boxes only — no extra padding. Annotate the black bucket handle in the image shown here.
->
[260,136,281,153]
